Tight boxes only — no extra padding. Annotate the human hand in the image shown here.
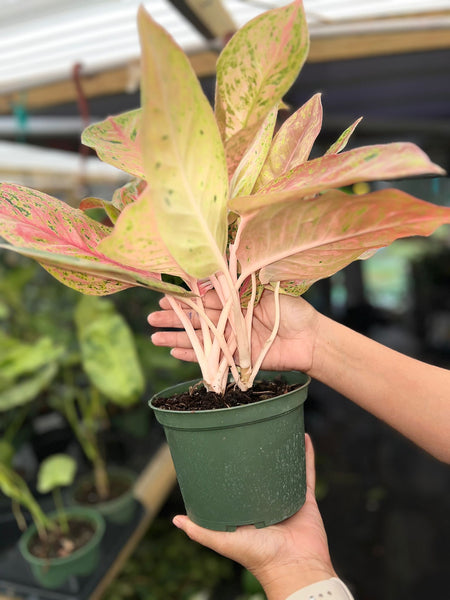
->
[148,290,320,375]
[171,434,336,600]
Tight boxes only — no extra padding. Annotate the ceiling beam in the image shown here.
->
[0,26,449,114]
[0,51,218,115]
[309,26,450,62]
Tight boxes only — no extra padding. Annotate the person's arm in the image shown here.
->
[310,313,450,463]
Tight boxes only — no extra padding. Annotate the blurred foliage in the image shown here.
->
[103,518,233,600]
[0,250,199,485]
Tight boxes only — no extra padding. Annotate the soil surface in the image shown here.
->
[153,377,297,411]
[29,518,95,559]
[74,474,130,504]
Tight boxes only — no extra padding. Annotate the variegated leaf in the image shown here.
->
[215,0,309,142]
[230,142,446,214]
[224,121,263,181]
[255,93,322,190]
[138,7,228,279]
[0,183,111,254]
[0,183,189,296]
[82,109,144,179]
[79,197,120,224]
[230,105,278,198]
[97,187,188,277]
[236,189,450,287]
[112,178,146,211]
[0,245,193,297]
[325,117,363,155]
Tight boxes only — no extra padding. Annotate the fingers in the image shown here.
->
[172,515,236,558]
[304,433,316,495]
[151,330,193,349]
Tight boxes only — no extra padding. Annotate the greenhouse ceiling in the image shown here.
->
[0,0,449,113]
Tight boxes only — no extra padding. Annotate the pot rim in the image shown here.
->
[149,371,311,416]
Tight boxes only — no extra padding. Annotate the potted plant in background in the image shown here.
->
[0,451,105,589]
[64,295,145,524]
[0,0,449,530]
[0,281,146,524]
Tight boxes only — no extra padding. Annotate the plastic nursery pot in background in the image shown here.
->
[72,466,137,524]
[18,507,105,589]
[150,371,310,531]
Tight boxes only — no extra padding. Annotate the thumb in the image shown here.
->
[172,515,234,554]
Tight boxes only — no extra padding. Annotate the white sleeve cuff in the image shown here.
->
[285,577,355,600]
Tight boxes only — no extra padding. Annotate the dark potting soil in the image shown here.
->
[74,474,130,505]
[29,518,95,560]
[152,377,298,411]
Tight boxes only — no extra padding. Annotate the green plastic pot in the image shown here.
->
[72,466,136,524]
[19,507,105,589]
[150,371,310,531]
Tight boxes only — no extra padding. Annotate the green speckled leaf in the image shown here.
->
[236,189,450,288]
[97,187,188,278]
[230,142,446,214]
[79,196,121,224]
[0,244,193,297]
[255,93,322,190]
[112,178,146,211]
[325,117,363,155]
[82,109,144,178]
[138,7,228,279]
[75,296,145,406]
[215,0,309,142]
[230,105,278,198]
[0,183,190,295]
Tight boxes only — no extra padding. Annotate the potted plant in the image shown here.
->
[52,295,144,524]
[0,0,449,530]
[0,451,105,589]
[0,280,144,524]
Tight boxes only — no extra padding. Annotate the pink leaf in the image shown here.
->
[236,188,450,288]
[224,121,263,181]
[255,93,323,190]
[112,179,146,211]
[138,7,228,279]
[230,105,278,198]
[0,183,189,296]
[215,0,309,142]
[81,109,144,179]
[79,197,120,224]
[97,187,188,278]
[325,117,363,155]
[230,142,446,214]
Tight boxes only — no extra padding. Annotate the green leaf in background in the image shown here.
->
[0,363,59,411]
[37,453,77,494]
[0,440,15,467]
[0,332,64,387]
[75,296,145,406]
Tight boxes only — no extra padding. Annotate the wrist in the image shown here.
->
[254,560,336,600]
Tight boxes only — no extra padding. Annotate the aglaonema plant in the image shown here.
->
[0,0,449,395]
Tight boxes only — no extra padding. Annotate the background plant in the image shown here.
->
[0,450,76,542]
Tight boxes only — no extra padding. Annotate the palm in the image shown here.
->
[250,291,318,373]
